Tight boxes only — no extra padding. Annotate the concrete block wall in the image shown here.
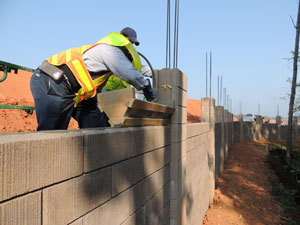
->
[1,68,299,225]
[0,126,171,225]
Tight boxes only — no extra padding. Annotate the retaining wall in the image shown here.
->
[0,68,298,225]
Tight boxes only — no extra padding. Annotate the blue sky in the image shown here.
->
[0,0,298,117]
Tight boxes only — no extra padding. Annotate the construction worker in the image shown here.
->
[30,27,155,131]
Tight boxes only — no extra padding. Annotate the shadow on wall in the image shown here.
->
[82,126,172,225]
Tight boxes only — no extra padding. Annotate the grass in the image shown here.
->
[269,175,299,225]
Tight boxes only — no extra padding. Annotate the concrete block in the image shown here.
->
[43,167,111,225]
[130,126,171,157]
[130,165,170,213]
[147,201,171,225]
[201,98,215,124]
[215,106,224,123]
[69,218,83,225]
[83,128,130,172]
[144,183,170,225]
[187,123,202,138]
[170,157,186,181]
[0,191,41,225]
[155,86,187,108]
[0,131,83,202]
[121,207,144,225]
[156,69,187,91]
[171,124,187,143]
[171,140,186,162]
[82,189,130,225]
[171,105,187,124]
[170,177,184,200]
[112,147,170,196]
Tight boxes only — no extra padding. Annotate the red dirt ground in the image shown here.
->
[203,141,290,225]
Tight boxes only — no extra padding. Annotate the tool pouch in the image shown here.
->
[38,60,64,81]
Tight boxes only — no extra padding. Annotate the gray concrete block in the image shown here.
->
[112,147,170,196]
[130,126,171,157]
[201,98,215,124]
[0,191,41,225]
[170,157,186,181]
[130,165,170,213]
[43,167,111,225]
[69,218,83,225]
[121,207,144,225]
[0,131,83,202]
[147,201,171,225]
[171,105,187,124]
[82,189,130,225]
[83,128,131,172]
[156,69,187,91]
[187,123,209,138]
[171,124,187,143]
[144,183,170,225]
[171,140,186,162]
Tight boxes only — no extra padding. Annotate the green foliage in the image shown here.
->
[269,175,298,224]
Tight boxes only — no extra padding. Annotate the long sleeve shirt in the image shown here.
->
[83,44,146,90]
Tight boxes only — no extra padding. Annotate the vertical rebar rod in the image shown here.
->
[175,0,180,68]
[173,0,178,68]
[217,76,219,106]
[206,53,208,97]
[166,0,170,68]
[220,76,223,106]
[224,88,226,109]
[277,104,279,116]
[227,94,229,111]
[239,101,242,114]
[210,52,212,99]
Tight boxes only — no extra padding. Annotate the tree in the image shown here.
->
[287,0,300,162]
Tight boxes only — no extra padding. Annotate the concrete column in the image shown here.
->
[201,98,216,203]
[255,115,263,140]
[215,106,225,179]
[238,114,244,142]
[276,116,281,141]
[223,110,229,161]
[155,68,187,225]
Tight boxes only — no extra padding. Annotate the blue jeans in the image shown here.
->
[30,69,109,131]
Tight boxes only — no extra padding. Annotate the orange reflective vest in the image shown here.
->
[47,32,141,106]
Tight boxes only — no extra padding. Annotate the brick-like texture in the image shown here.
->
[0,131,83,202]
[0,191,41,225]
[82,189,130,225]
[171,140,186,162]
[69,218,83,225]
[187,123,210,138]
[185,143,210,225]
[43,167,111,225]
[121,207,144,225]
[83,128,131,172]
[112,146,171,196]
[171,105,187,124]
[171,124,187,143]
[130,126,171,157]
[144,183,170,225]
[130,165,170,213]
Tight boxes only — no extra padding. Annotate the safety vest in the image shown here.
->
[47,32,141,106]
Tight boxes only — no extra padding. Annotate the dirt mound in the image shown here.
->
[187,98,201,123]
[0,70,78,132]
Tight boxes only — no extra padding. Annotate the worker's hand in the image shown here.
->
[143,79,156,102]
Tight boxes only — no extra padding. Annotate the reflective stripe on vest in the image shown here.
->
[47,32,141,106]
